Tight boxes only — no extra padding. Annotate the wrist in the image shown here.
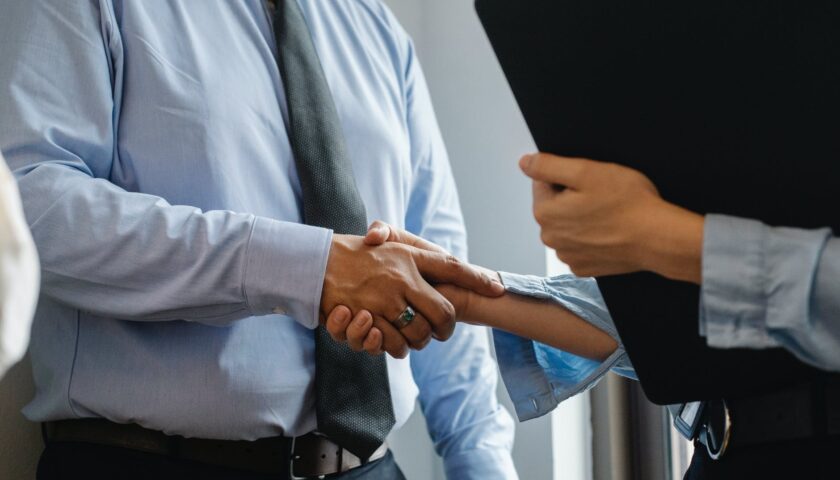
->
[636,200,704,284]
[321,234,358,310]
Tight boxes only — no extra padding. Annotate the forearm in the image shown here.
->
[637,200,705,284]
[19,165,330,326]
[453,288,618,362]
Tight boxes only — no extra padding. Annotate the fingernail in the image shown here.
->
[519,154,535,171]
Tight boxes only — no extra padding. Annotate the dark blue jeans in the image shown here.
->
[37,441,406,480]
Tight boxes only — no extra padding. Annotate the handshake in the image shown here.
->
[319,221,505,359]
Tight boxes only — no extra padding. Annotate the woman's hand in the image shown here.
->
[520,153,704,283]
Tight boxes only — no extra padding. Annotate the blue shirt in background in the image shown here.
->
[0,1,515,477]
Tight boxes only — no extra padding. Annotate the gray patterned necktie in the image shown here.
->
[271,0,396,460]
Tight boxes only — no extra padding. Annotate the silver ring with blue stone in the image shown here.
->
[393,306,416,330]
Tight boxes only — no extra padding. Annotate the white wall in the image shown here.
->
[382,1,564,479]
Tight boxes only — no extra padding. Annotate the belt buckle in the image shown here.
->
[289,437,317,480]
[701,400,733,460]
[289,435,339,480]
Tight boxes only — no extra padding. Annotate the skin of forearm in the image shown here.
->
[440,286,619,362]
[637,200,704,285]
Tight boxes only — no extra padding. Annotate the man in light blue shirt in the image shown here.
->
[0,1,516,478]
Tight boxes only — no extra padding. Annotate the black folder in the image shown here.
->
[476,0,840,404]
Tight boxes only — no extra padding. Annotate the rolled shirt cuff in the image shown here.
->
[700,214,830,349]
[243,216,332,329]
[494,272,636,422]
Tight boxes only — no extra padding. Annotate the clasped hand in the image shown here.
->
[319,221,504,358]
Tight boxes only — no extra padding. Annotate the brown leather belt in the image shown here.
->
[44,419,387,478]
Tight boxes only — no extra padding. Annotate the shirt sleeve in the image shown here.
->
[380,8,516,478]
[0,0,330,328]
[700,214,840,372]
[493,273,636,422]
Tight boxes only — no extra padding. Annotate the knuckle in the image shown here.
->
[540,230,554,247]
[444,254,463,272]
[437,326,454,342]
[440,300,456,321]
[387,305,405,322]
[533,203,551,225]
[386,335,409,358]
[532,202,543,220]
[567,261,591,277]
[415,319,432,340]
[439,320,457,341]
[571,267,591,278]
[579,163,596,183]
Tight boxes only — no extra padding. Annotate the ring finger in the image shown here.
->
[387,304,433,350]
[373,315,410,359]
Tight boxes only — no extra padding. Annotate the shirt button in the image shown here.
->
[272,307,287,315]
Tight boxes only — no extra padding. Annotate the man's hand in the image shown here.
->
[320,232,504,358]
[364,221,503,324]
[324,283,484,357]
[519,153,704,283]
[324,222,504,357]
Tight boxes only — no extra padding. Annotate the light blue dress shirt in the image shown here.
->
[700,214,840,372]
[0,1,515,477]
[492,273,636,421]
[494,216,840,421]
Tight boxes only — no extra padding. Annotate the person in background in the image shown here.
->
[0,149,39,379]
[0,1,515,479]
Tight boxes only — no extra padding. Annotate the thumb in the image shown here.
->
[364,220,391,246]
